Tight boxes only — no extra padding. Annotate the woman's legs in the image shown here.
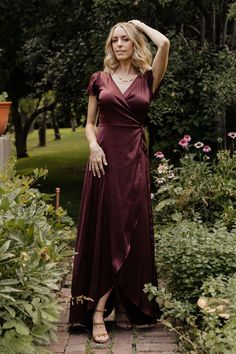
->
[92,289,112,343]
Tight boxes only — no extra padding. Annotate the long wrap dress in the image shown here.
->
[69,70,161,326]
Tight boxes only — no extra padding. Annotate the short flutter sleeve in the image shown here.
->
[86,72,100,97]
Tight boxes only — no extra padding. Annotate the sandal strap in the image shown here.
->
[93,322,106,325]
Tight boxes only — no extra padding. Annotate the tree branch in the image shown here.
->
[24,101,56,133]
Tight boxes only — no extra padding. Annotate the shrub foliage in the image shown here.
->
[148,134,236,353]
[0,165,75,353]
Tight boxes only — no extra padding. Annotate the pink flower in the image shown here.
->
[183,135,191,142]
[203,145,211,153]
[154,151,164,159]
[194,142,204,149]
[178,138,189,148]
[228,132,236,139]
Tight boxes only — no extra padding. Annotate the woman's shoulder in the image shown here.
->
[89,71,101,81]
[89,70,110,82]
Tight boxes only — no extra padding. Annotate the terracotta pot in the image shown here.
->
[0,101,12,136]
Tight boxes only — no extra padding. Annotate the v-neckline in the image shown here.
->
[109,73,140,97]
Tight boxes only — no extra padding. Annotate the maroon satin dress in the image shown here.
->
[69,70,161,326]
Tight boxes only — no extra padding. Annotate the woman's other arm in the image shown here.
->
[86,96,108,177]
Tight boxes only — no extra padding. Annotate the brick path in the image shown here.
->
[47,287,180,354]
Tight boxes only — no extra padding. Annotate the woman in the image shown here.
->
[69,20,170,344]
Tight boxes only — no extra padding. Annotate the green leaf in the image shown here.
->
[0,279,19,286]
[155,199,175,212]
[15,321,30,336]
[5,306,16,317]
[2,319,30,335]
[0,240,11,254]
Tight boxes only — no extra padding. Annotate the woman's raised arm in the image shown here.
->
[129,20,170,94]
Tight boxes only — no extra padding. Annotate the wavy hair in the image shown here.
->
[104,22,152,74]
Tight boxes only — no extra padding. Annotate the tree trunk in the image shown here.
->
[11,98,56,158]
[212,3,216,48]
[232,20,236,49]
[71,118,77,132]
[11,99,29,158]
[201,14,206,46]
[38,112,47,146]
[221,16,228,47]
[51,110,61,140]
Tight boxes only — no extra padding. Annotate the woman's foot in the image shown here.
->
[115,310,132,330]
[92,309,109,343]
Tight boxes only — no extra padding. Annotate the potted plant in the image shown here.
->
[0,92,12,136]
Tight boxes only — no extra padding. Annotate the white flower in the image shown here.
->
[157,178,164,185]
[194,142,204,149]
[167,172,175,179]
[157,164,168,174]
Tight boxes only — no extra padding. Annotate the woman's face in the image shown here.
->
[111,26,134,61]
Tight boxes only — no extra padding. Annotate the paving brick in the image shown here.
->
[111,349,133,354]
[61,287,71,297]
[67,333,88,345]
[138,352,178,354]
[138,336,176,343]
[137,342,179,352]
[48,331,70,352]
[139,331,175,338]
[65,344,86,352]
[47,348,64,354]
[113,330,133,344]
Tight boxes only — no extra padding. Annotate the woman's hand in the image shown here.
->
[128,20,145,31]
[89,142,108,178]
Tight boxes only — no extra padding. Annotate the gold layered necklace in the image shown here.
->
[114,73,138,83]
[117,76,136,82]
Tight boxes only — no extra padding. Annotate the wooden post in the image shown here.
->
[56,187,60,209]
[0,135,11,170]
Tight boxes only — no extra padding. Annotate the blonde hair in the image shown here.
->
[104,22,152,74]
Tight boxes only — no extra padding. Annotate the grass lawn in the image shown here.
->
[16,128,89,222]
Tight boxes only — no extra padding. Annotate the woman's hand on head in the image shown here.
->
[89,142,108,178]
[128,20,144,31]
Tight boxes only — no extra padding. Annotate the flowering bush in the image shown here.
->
[152,132,236,228]
[147,133,236,353]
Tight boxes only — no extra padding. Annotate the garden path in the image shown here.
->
[47,279,180,354]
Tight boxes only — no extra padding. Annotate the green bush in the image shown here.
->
[0,165,75,353]
[147,133,236,353]
[155,220,236,301]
